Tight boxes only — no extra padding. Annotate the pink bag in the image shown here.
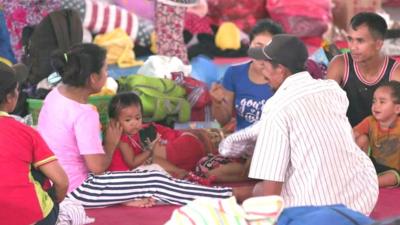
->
[266,0,332,37]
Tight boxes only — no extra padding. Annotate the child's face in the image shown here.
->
[117,105,143,135]
[372,87,400,123]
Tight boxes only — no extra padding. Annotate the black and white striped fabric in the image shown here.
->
[67,169,232,208]
[249,72,379,215]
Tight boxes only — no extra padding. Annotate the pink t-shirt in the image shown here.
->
[37,88,104,192]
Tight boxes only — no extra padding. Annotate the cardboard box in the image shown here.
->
[332,0,382,30]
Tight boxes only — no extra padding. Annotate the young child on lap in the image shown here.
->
[37,43,244,208]
[354,81,400,187]
[107,92,212,185]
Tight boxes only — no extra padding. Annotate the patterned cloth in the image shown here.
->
[83,0,138,40]
[136,17,154,47]
[156,1,188,64]
[57,199,94,225]
[207,0,268,33]
[165,196,283,225]
[184,128,229,155]
[165,197,248,225]
[0,10,16,64]
[2,0,61,61]
[184,12,213,35]
[60,0,86,19]
[195,153,245,177]
[61,0,153,47]
[159,0,198,7]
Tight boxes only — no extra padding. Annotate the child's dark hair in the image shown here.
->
[51,43,106,87]
[0,83,17,105]
[378,81,400,104]
[108,92,143,119]
[350,12,387,40]
[249,19,283,42]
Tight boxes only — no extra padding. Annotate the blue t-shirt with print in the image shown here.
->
[222,62,273,130]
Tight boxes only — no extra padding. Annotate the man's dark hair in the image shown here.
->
[350,12,387,40]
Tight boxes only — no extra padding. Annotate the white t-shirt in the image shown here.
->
[249,72,379,215]
[38,88,104,192]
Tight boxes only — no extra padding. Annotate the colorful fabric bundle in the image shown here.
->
[166,196,284,225]
[2,0,61,61]
[156,1,189,64]
[165,197,248,225]
[93,28,143,68]
[83,0,138,40]
[0,10,16,65]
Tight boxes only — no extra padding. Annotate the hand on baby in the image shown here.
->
[105,119,123,149]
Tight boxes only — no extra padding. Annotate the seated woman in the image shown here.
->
[354,81,400,188]
[210,18,283,130]
[37,43,251,208]
[202,19,283,183]
[0,62,68,224]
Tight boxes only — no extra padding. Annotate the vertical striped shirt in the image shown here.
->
[249,72,379,215]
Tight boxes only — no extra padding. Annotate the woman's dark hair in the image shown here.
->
[350,12,387,40]
[108,92,143,119]
[249,19,283,42]
[51,43,106,87]
[378,81,400,104]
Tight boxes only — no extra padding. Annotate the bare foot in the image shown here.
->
[122,198,156,208]
[232,186,253,203]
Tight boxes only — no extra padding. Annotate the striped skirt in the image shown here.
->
[67,169,232,208]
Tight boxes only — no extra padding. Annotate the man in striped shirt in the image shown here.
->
[247,34,379,215]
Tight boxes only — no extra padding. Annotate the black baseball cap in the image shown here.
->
[0,62,28,93]
[247,34,308,73]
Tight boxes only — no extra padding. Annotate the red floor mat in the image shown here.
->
[370,188,400,220]
[86,205,178,225]
[86,187,400,225]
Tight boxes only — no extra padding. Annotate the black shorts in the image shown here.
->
[370,157,400,186]
[35,203,59,225]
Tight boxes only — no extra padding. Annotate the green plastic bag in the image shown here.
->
[118,75,191,122]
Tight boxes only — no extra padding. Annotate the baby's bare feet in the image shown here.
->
[122,198,156,208]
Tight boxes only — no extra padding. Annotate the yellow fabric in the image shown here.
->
[0,57,12,66]
[215,22,241,51]
[150,31,157,54]
[94,28,143,68]
[0,111,9,116]
[29,165,54,219]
